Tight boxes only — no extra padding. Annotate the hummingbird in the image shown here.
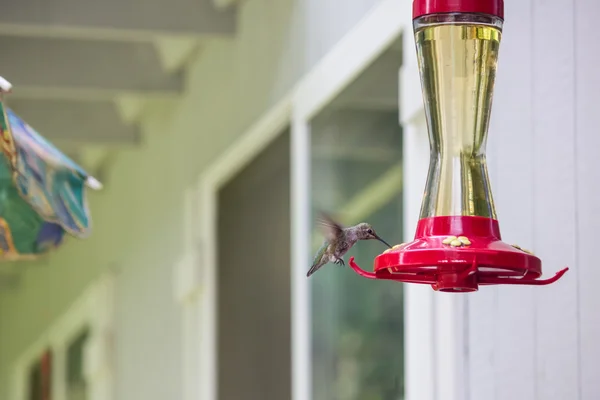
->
[306,213,392,277]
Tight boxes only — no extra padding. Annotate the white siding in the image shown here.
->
[465,1,600,399]
[468,1,538,398]
[576,1,600,397]
[400,0,600,399]
[532,1,579,398]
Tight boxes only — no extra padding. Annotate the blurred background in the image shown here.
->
[0,0,598,400]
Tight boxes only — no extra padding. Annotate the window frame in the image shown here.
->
[11,273,116,400]
[291,1,408,397]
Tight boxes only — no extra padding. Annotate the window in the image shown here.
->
[27,350,52,400]
[217,129,291,400]
[13,275,115,400]
[66,328,90,400]
[308,39,405,400]
[25,328,91,400]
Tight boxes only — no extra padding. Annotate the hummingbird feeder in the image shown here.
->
[348,0,569,292]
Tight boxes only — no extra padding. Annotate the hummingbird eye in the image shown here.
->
[367,229,373,234]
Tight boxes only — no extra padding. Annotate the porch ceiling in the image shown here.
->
[0,0,236,41]
[0,0,237,176]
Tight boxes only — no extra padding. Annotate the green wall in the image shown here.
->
[0,0,385,397]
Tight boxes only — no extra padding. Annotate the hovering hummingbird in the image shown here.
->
[306,213,392,277]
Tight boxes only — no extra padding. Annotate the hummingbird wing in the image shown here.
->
[316,212,345,242]
[306,241,329,277]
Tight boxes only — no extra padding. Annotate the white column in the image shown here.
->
[402,111,437,400]
[174,186,204,400]
[51,342,67,400]
[291,114,312,400]
[198,182,218,400]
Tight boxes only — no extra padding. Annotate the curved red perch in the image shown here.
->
[348,257,377,279]
[479,267,569,286]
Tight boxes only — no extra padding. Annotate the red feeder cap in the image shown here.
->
[413,0,504,20]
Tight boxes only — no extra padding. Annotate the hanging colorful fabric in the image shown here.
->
[0,77,101,260]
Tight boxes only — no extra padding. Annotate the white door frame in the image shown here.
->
[11,273,116,400]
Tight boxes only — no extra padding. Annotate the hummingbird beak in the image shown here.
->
[374,234,392,249]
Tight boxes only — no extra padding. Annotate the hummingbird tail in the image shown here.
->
[306,263,323,277]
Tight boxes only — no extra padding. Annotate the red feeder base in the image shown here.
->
[348,216,569,292]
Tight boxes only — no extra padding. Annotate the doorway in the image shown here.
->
[217,129,291,400]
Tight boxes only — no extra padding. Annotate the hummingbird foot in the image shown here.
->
[334,258,345,266]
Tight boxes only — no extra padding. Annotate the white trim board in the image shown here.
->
[290,114,311,400]
[293,0,411,122]
[203,96,293,189]
[11,273,116,400]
